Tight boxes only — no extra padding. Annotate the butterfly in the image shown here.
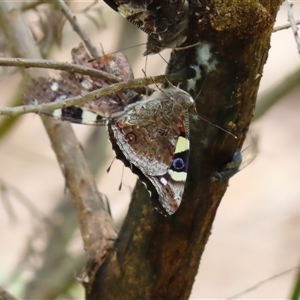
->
[103,0,189,55]
[22,44,196,215]
[53,87,196,215]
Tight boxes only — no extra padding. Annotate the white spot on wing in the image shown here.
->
[51,82,59,91]
[81,80,92,90]
[81,110,98,124]
[160,177,168,186]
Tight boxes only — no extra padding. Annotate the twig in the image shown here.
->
[0,177,50,223]
[286,0,300,54]
[56,0,99,57]
[254,66,300,121]
[21,0,49,11]
[0,73,184,118]
[81,0,100,13]
[0,57,122,83]
[228,265,300,299]
[273,19,300,32]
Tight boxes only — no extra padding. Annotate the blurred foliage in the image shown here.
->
[290,267,300,300]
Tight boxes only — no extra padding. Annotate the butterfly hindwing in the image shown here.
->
[150,118,190,214]
[108,88,195,214]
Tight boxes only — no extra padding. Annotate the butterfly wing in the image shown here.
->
[22,44,139,123]
[103,0,189,54]
[109,99,176,175]
[108,90,192,214]
[146,118,190,215]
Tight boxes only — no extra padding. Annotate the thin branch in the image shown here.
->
[0,57,122,83]
[228,265,300,299]
[0,73,184,118]
[254,66,300,121]
[79,0,100,13]
[21,0,50,11]
[0,177,50,224]
[286,0,300,54]
[273,19,300,32]
[56,0,99,57]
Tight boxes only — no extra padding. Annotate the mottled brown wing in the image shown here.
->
[107,87,194,215]
[103,0,189,54]
[109,97,184,176]
[22,43,140,121]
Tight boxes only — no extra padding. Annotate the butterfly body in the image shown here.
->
[103,0,189,55]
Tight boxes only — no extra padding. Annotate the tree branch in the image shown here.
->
[0,57,122,82]
[56,0,99,57]
[0,73,185,117]
[286,0,300,54]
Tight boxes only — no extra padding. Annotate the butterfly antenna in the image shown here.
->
[174,41,202,51]
[158,53,169,65]
[198,115,237,139]
[194,73,207,101]
[106,157,116,173]
[118,165,125,191]
[163,75,176,88]
[88,43,147,62]
[99,42,105,55]
[192,75,236,139]
[110,43,147,55]
[144,55,148,78]
[151,76,179,100]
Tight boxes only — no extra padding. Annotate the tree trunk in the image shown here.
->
[88,1,283,299]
